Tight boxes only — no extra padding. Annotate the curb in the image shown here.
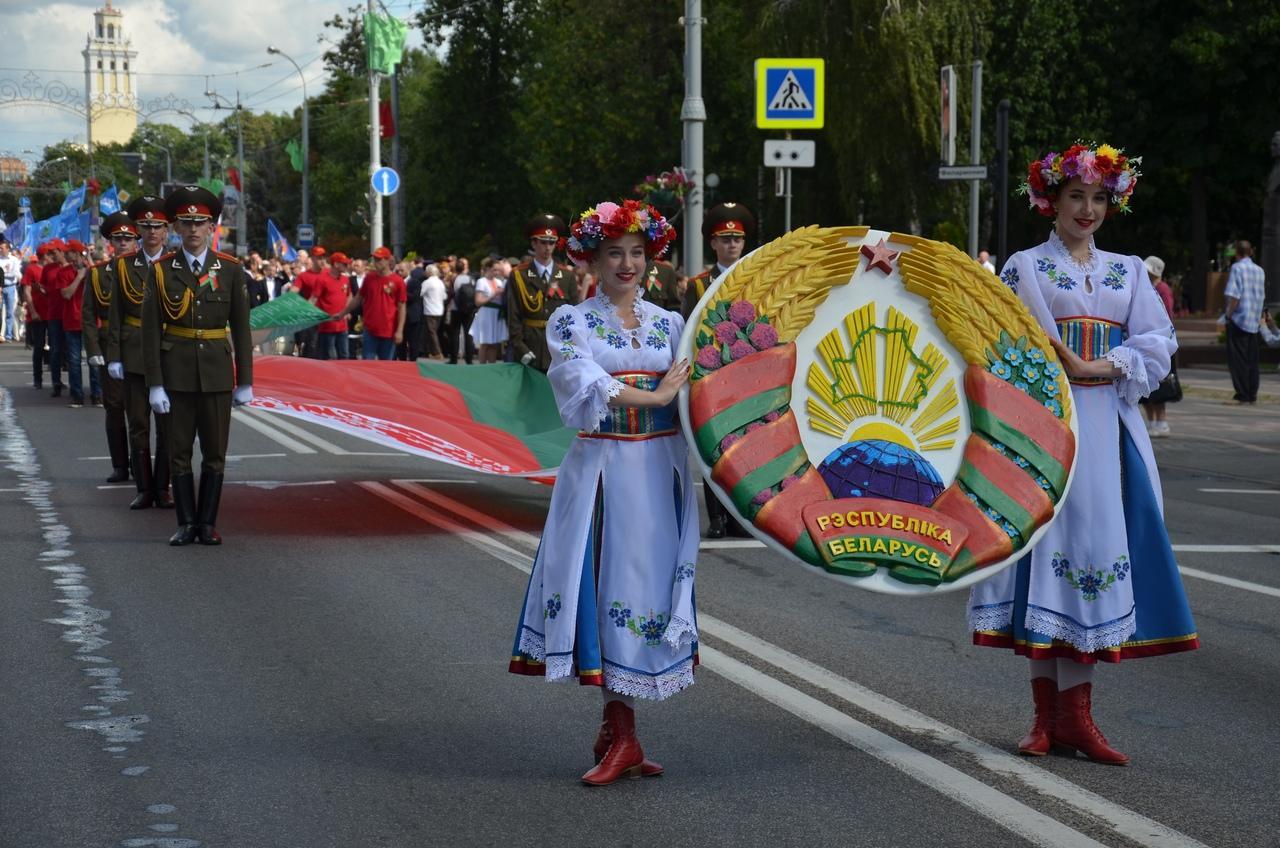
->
[1182,385,1280,405]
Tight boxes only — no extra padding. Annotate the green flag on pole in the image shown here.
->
[365,12,408,75]
[285,138,304,173]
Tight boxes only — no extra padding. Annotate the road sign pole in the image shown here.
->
[968,60,982,259]
[784,168,792,232]
[681,0,705,279]
[368,0,383,252]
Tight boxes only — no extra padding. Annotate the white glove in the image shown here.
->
[149,386,170,415]
[88,355,105,367]
[232,385,254,407]
[107,361,124,380]
[520,351,535,366]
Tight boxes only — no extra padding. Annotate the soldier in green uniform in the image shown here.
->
[141,186,253,546]
[107,196,174,509]
[85,212,136,484]
[684,202,756,538]
[641,257,682,311]
[506,213,577,371]
[681,201,755,321]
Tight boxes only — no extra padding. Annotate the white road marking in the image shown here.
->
[366,480,1209,848]
[0,486,24,492]
[395,478,478,484]
[247,408,350,454]
[226,453,289,461]
[701,645,1111,848]
[1173,544,1280,553]
[230,480,337,489]
[95,484,134,490]
[231,409,316,454]
[700,539,766,549]
[1176,433,1279,454]
[1178,566,1280,599]
[391,480,540,550]
[1196,488,1280,495]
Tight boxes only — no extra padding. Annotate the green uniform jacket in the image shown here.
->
[106,252,152,374]
[141,250,253,392]
[641,259,681,312]
[82,258,115,360]
[505,259,577,371]
[681,266,723,320]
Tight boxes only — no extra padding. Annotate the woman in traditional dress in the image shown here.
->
[968,143,1198,765]
[469,258,509,363]
[508,199,696,785]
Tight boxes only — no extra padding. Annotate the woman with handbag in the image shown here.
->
[1139,255,1180,436]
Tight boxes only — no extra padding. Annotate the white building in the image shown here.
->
[82,1,138,146]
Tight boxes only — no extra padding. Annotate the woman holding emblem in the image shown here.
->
[508,200,698,785]
[968,143,1198,765]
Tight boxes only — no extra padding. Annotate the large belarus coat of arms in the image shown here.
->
[678,227,1079,595]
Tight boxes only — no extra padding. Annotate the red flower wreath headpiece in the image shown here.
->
[1020,141,1142,218]
[565,199,676,268]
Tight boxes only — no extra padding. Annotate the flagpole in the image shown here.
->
[368,0,383,251]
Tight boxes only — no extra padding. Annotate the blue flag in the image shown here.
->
[3,207,28,249]
[267,219,298,262]
[99,184,120,215]
[61,181,86,215]
[30,217,58,249]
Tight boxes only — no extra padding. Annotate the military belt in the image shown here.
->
[164,325,228,340]
[525,319,547,328]
[124,314,143,327]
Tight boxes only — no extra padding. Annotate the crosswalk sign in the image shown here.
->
[756,58,824,129]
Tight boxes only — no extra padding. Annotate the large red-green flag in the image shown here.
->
[250,357,574,475]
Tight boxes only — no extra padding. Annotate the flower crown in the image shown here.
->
[565,199,676,267]
[1020,141,1141,218]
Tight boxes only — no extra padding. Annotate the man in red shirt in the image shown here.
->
[336,246,405,360]
[42,239,71,398]
[289,246,327,358]
[56,240,92,407]
[312,252,354,360]
[21,244,51,390]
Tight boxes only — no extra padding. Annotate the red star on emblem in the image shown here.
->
[860,239,900,274]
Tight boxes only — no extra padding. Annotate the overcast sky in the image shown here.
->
[1,0,423,163]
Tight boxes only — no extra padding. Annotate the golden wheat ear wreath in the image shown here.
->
[677,226,1079,596]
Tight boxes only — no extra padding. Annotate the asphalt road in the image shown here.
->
[2,345,1278,848]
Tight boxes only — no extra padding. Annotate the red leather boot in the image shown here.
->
[581,700,644,785]
[1018,677,1057,756]
[594,709,663,777]
[1053,682,1130,765]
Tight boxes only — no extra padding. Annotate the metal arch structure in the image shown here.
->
[0,71,198,147]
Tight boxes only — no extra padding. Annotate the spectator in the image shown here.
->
[43,240,70,398]
[470,257,509,364]
[1139,255,1179,436]
[421,263,446,360]
[401,257,426,361]
[1223,239,1266,404]
[978,249,996,273]
[334,246,405,360]
[313,253,355,360]
[0,238,21,343]
[1261,310,1280,348]
[22,244,53,389]
[447,257,476,365]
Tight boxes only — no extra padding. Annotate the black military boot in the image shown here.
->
[152,443,174,509]
[129,450,154,510]
[105,421,130,483]
[705,489,727,539]
[195,471,224,546]
[169,473,198,546]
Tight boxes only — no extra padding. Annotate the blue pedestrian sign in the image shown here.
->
[371,166,401,197]
[755,58,825,130]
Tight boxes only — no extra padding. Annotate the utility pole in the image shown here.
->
[236,90,247,257]
[968,60,982,259]
[995,99,1010,268]
[268,46,309,230]
[368,0,383,251]
[390,63,403,257]
[681,0,705,277]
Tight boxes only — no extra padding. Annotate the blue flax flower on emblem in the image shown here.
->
[544,593,562,620]
[1021,365,1040,382]
[1026,347,1046,365]
[675,562,695,581]
[608,601,632,629]
[554,313,575,341]
[1040,378,1059,397]
[1001,266,1019,293]
[1042,361,1062,380]
[990,361,1013,380]
[1013,380,1030,393]
[605,330,627,349]
[1043,399,1063,417]
[1003,347,1024,366]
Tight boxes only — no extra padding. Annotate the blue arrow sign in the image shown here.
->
[371,166,401,197]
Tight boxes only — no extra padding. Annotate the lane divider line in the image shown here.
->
[1196,488,1280,495]
[391,480,540,551]
[247,408,350,454]
[1178,566,1280,599]
[363,479,1209,848]
[231,409,316,454]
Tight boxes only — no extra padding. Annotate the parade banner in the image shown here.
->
[678,226,1079,595]
[250,357,574,476]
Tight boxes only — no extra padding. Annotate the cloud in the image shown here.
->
[0,0,408,156]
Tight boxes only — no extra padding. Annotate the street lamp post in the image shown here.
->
[205,89,248,257]
[267,46,309,230]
